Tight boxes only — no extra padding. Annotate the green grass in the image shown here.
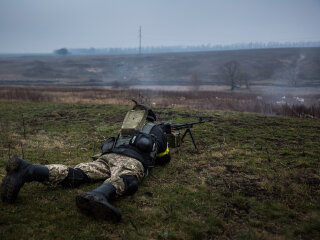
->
[0,101,319,240]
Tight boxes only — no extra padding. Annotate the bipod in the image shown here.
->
[181,128,199,151]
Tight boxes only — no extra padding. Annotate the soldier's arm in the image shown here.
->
[152,125,171,165]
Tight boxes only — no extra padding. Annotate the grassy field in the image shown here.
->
[0,101,319,240]
[1,86,320,118]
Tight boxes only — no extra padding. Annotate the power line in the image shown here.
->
[139,26,142,55]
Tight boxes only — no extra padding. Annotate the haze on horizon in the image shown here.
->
[0,0,320,54]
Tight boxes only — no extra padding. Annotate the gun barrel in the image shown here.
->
[171,120,205,130]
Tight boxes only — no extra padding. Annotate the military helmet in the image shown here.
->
[133,104,156,122]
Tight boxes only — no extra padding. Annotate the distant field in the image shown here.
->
[0,47,319,87]
[1,86,319,118]
[0,102,319,239]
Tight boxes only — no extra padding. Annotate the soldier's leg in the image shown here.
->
[1,156,110,203]
[1,155,49,203]
[45,164,89,188]
[49,159,110,188]
[104,154,144,196]
[76,153,144,221]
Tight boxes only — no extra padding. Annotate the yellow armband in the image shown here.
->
[156,142,169,157]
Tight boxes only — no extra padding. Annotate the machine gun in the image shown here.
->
[161,117,210,151]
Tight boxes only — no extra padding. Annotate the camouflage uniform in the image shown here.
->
[45,153,144,196]
[1,104,171,222]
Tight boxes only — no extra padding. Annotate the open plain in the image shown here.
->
[0,48,319,239]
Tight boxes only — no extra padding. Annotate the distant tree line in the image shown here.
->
[54,48,69,56]
[65,41,320,55]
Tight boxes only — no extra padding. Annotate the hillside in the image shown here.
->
[0,102,319,239]
[0,47,319,87]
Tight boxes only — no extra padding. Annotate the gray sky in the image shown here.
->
[1,0,320,53]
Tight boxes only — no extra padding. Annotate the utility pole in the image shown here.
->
[139,26,142,55]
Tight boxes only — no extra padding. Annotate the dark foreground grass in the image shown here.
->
[0,102,319,240]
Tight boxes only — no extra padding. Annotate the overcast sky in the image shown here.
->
[0,0,320,53]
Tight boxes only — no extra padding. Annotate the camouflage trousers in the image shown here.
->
[45,153,145,196]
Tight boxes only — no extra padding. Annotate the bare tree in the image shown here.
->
[275,55,305,87]
[111,80,121,88]
[190,74,202,91]
[275,63,299,87]
[314,55,320,77]
[285,67,299,87]
[240,72,251,89]
[219,61,243,90]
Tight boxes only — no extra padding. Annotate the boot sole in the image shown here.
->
[76,193,121,222]
[1,156,22,203]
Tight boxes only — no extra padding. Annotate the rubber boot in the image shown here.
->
[60,168,88,188]
[1,155,49,203]
[76,183,121,221]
